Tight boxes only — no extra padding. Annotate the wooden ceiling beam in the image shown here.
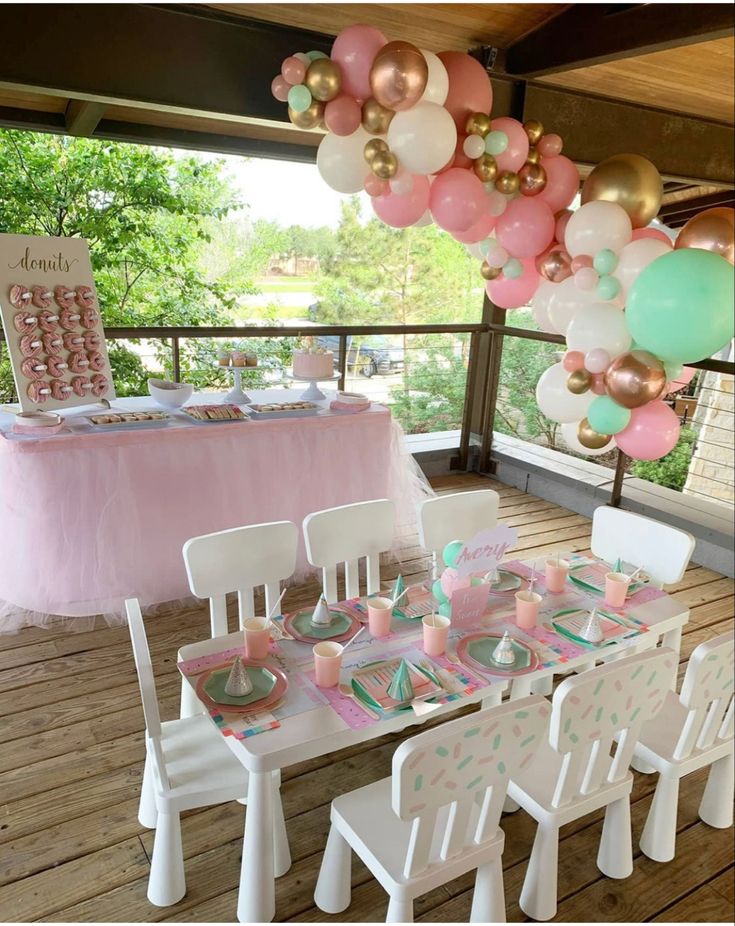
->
[65,99,106,136]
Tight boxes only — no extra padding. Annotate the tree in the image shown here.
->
[631,426,696,491]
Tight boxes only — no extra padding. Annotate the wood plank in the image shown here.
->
[709,867,735,905]
[651,879,735,922]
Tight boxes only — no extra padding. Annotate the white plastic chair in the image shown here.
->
[631,630,734,862]
[508,647,675,921]
[591,506,695,587]
[314,695,550,923]
[303,499,395,603]
[418,489,500,577]
[182,520,299,636]
[126,598,288,907]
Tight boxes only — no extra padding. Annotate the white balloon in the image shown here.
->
[419,49,449,105]
[413,209,433,227]
[561,421,616,457]
[531,279,560,333]
[536,362,595,424]
[387,102,457,176]
[463,134,485,159]
[465,240,484,260]
[316,127,370,194]
[614,237,672,299]
[547,276,598,335]
[566,302,632,358]
[564,201,633,258]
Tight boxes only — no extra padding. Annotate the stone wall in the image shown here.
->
[684,371,735,507]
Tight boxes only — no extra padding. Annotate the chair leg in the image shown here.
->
[147,811,186,906]
[699,752,734,829]
[640,774,680,863]
[314,825,352,914]
[386,896,413,923]
[630,753,657,774]
[519,823,559,922]
[138,753,158,829]
[272,772,291,877]
[471,859,506,923]
[598,796,633,879]
[179,673,204,719]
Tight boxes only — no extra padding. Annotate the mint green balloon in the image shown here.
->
[596,274,621,301]
[503,258,523,279]
[479,238,493,257]
[442,540,464,568]
[593,248,618,275]
[438,601,452,618]
[432,579,448,605]
[307,50,328,61]
[588,395,631,435]
[485,130,508,156]
[627,249,735,363]
[287,84,312,113]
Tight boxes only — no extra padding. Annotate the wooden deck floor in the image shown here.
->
[0,474,732,923]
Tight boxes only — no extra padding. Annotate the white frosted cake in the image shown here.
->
[292,348,334,379]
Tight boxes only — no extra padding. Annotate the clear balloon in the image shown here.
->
[436,51,493,132]
[537,156,579,213]
[324,94,362,136]
[561,421,615,457]
[490,117,529,173]
[613,237,672,298]
[546,275,598,335]
[615,400,681,461]
[387,101,457,175]
[372,174,430,227]
[487,257,540,309]
[536,362,595,424]
[429,168,486,232]
[419,49,449,105]
[316,126,371,193]
[566,302,632,358]
[495,197,555,258]
[331,24,387,101]
[565,201,633,258]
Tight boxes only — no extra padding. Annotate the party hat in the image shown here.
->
[224,656,253,696]
[387,659,414,702]
[391,574,406,602]
[491,631,516,666]
[310,594,333,627]
[579,608,604,644]
[613,557,622,574]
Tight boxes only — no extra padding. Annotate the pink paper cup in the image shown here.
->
[367,596,393,637]
[313,641,344,688]
[605,572,630,608]
[243,617,270,660]
[422,613,450,657]
[545,558,570,593]
[515,590,542,629]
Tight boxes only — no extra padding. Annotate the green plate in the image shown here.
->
[203,666,276,706]
[467,635,533,669]
[291,608,352,639]
[351,662,440,712]
[490,569,523,592]
[568,565,646,596]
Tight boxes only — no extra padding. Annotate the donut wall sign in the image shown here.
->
[0,233,116,412]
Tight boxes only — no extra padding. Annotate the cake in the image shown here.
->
[293,341,334,379]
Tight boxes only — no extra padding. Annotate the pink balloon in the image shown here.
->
[271,75,290,102]
[487,257,540,309]
[537,156,579,213]
[590,372,607,395]
[440,566,472,598]
[332,24,387,101]
[281,56,306,86]
[666,366,696,394]
[555,209,573,243]
[633,227,673,245]
[372,175,431,227]
[585,348,611,374]
[365,174,389,197]
[562,350,585,372]
[495,197,555,259]
[437,51,493,132]
[324,94,361,136]
[490,117,529,173]
[452,211,496,244]
[429,168,486,233]
[616,401,681,461]
[538,133,563,158]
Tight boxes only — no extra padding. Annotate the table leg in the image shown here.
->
[662,625,683,689]
[238,770,275,923]
[510,676,533,699]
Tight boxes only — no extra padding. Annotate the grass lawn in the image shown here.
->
[258,278,317,293]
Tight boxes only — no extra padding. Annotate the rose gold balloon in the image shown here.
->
[465,112,492,137]
[604,350,667,409]
[536,244,572,283]
[473,153,498,183]
[674,207,734,265]
[364,137,389,164]
[567,370,591,395]
[481,261,502,281]
[578,418,611,450]
[288,100,324,130]
[518,162,547,197]
[361,97,395,135]
[523,119,544,145]
[496,171,520,195]
[369,41,428,112]
[526,147,540,166]
[581,153,663,228]
[570,254,593,273]
[371,149,398,179]
[305,58,342,102]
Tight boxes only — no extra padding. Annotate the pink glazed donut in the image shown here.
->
[27,381,51,403]
[37,309,59,333]
[20,357,48,380]
[67,351,90,374]
[71,375,92,397]
[19,334,43,357]
[47,355,68,378]
[75,285,96,309]
[80,307,100,328]
[90,373,109,398]
[42,333,63,356]
[9,284,32,309]
[53,285,77,310]
[59,308,82,331]
[82,329,101,351]
[50,379,73,401]
[31,285,54,309]
[62,332,85,352]
[13,311,37,333]
[87,351,106,372]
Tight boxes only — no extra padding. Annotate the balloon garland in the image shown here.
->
[271,27,735,463]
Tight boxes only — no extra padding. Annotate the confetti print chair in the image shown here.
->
[631,630,734,862]
[508,647,675,921]
[418,489,500,578]
[314,695,550,923]
[303,499,395,603]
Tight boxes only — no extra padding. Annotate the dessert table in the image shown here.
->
[0,389,430,626]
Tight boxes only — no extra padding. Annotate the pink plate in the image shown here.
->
[456,632,540,677]
[195,659,288,715]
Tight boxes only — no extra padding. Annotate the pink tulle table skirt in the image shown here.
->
[0,396,431,626]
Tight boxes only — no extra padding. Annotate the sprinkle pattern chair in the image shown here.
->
[418,489,500,577]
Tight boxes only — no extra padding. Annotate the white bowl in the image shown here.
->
[147,378,194,409]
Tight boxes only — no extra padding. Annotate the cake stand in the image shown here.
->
[218,365,256,404]
[288,371,340,402]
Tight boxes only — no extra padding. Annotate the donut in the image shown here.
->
[37,310,59,333]
[87,351,106,372]
[80,307,100,328]
[9,285,32,309]
[13,311,37,333]
[27,381,51,403]
[53,285,77,310]
[42,333,63,356]
[75,285,96,309]
[59,308,82,331]
[82,330,101,351]
[67,351,90,373]
[31,285,53,309]
[90,373,109,398]
[19,334,43,357]
[20,357,48,380]
[63,332,85,352]
[71,375,92,397]
[49,379,73,401]
[47,356,68,378]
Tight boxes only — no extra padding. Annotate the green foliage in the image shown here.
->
[631,426,696,491]
[389,337,469,433]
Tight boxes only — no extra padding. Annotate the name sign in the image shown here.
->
[454,525,518,578]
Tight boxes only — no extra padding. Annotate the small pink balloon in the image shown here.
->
[538,133,563,158]
[372,174,431,227]
[390,170,414,196]
[590,372,607,395]
[585,348,611,374]
[487,190,508,217]
[490,117,529,173]
[452,211,496,244]
[331,24,387,101]
[616,400,681,461]
[324,94,362,136]
[571,254,593,272]
[440,566,472,598]
[271,75,290,102]
[495,197,555,259]
[537,155,579,213]
[633,227,673,245]
[555,209,573,243]
[666,366,696,394]
[365,174,389,197]
[486,244,509,268]
[429,168,486,233]
[574,267,599,290]
[562,350,585,373]
[486,257,540,309]
[281,56,306,86]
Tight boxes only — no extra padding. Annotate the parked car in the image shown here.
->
[314,334,404,378]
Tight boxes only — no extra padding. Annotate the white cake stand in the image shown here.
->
[288,371,340,402]
[219,365,255,404]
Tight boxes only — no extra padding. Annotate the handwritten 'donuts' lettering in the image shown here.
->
[8,248,79,273]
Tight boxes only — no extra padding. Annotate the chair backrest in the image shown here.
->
[391,695,549,879]
[675,630,735,759]
[547,648,674,808]
[591,506,695,586]
[303,499,395,602]
[418,490,500,576]
[125,598,170,791]
[183,520,299,636]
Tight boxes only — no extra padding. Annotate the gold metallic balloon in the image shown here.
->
[364,137,389,164]
[536,244,572,283]
[361,97,395,135]
[481,261,502,281]
[518,162,547,197]
[495,171,520,195]
[581,153,663,228]
[473,153,498,183]
[604,350,667,409]
[465,112,492,137]
[567,370,591,395]
[526,147,540,165]
[288,100,324,130]
[523,119,544,145]
[577,418,611,450]
[371,149,398,180]
[674,207,734,265]
[304,57,342,102]
[369,40,428,112]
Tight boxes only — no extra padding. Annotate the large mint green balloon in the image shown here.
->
[627,249,734,363]
[588,395,631,435]
[432,579,448,605]
[442,540,464,568]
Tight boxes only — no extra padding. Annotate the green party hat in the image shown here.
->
[387,659,414,702]
[391,574,406,602]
